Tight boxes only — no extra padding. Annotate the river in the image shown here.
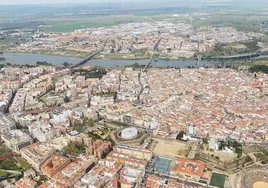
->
[1,52,268,67]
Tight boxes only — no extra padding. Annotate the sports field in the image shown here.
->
[209,173,226,188]
[153,157,172,173]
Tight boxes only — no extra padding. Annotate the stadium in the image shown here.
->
[241,169,268,188]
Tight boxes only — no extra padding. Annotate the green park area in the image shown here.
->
[17,158,31,170]
[209,173,226,188]
[72,117,95,133]
[63,141,86,155]
[0,157,31,172]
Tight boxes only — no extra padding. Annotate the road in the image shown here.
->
[137,71,143,102]
[136,53,154,102]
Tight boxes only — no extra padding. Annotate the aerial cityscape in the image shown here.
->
[0,0,268,188]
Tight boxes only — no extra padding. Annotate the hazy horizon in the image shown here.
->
[1,0,268,6]
[2,0,155,5]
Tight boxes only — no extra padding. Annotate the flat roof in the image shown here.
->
[170,158,205,177]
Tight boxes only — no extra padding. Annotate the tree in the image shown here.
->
[83,117,94,127]
[176,131,185,140]
[202,138,209,144]
[63,62,71,67]
[63,141,85,154]
[249,65,268,74]
[64,96,71,103]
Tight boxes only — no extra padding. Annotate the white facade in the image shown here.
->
[50,110,72,124]
[1,130,33,153]
[28,122,55,142]
[209,138,219,151]
[188,124,197,135]
[0,113,16,134]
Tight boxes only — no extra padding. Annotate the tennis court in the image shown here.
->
[153,157,172,173]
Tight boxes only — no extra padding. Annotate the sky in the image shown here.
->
[0,0,134,5]
[0,0,194,5]
[1,0,265,6]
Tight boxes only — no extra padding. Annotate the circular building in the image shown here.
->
[121,127,138,140]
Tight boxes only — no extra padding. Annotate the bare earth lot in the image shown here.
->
[254,182,268,188]
[153,138,190,158]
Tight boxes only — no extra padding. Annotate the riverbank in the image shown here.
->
[1,52,216,67]
[5,50,193,61]
[5,49,268,62]
[2,52,268,68]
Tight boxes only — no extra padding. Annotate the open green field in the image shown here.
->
[39,15,146,33]
[142,12,268,33]
[210,173,226,188]
[0,39,10,46]
[191,13,261,32]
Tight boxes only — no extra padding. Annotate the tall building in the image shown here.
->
[188,124,196,136]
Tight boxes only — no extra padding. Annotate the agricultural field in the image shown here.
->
[38,15,146,33]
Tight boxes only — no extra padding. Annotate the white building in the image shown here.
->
[90,95,114,108]
[209,138,219,151]
[0,113,16,134]
[28,122,55,142]
[188,124,197,136]
[50,110,72,124]
[1,130,33,153]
